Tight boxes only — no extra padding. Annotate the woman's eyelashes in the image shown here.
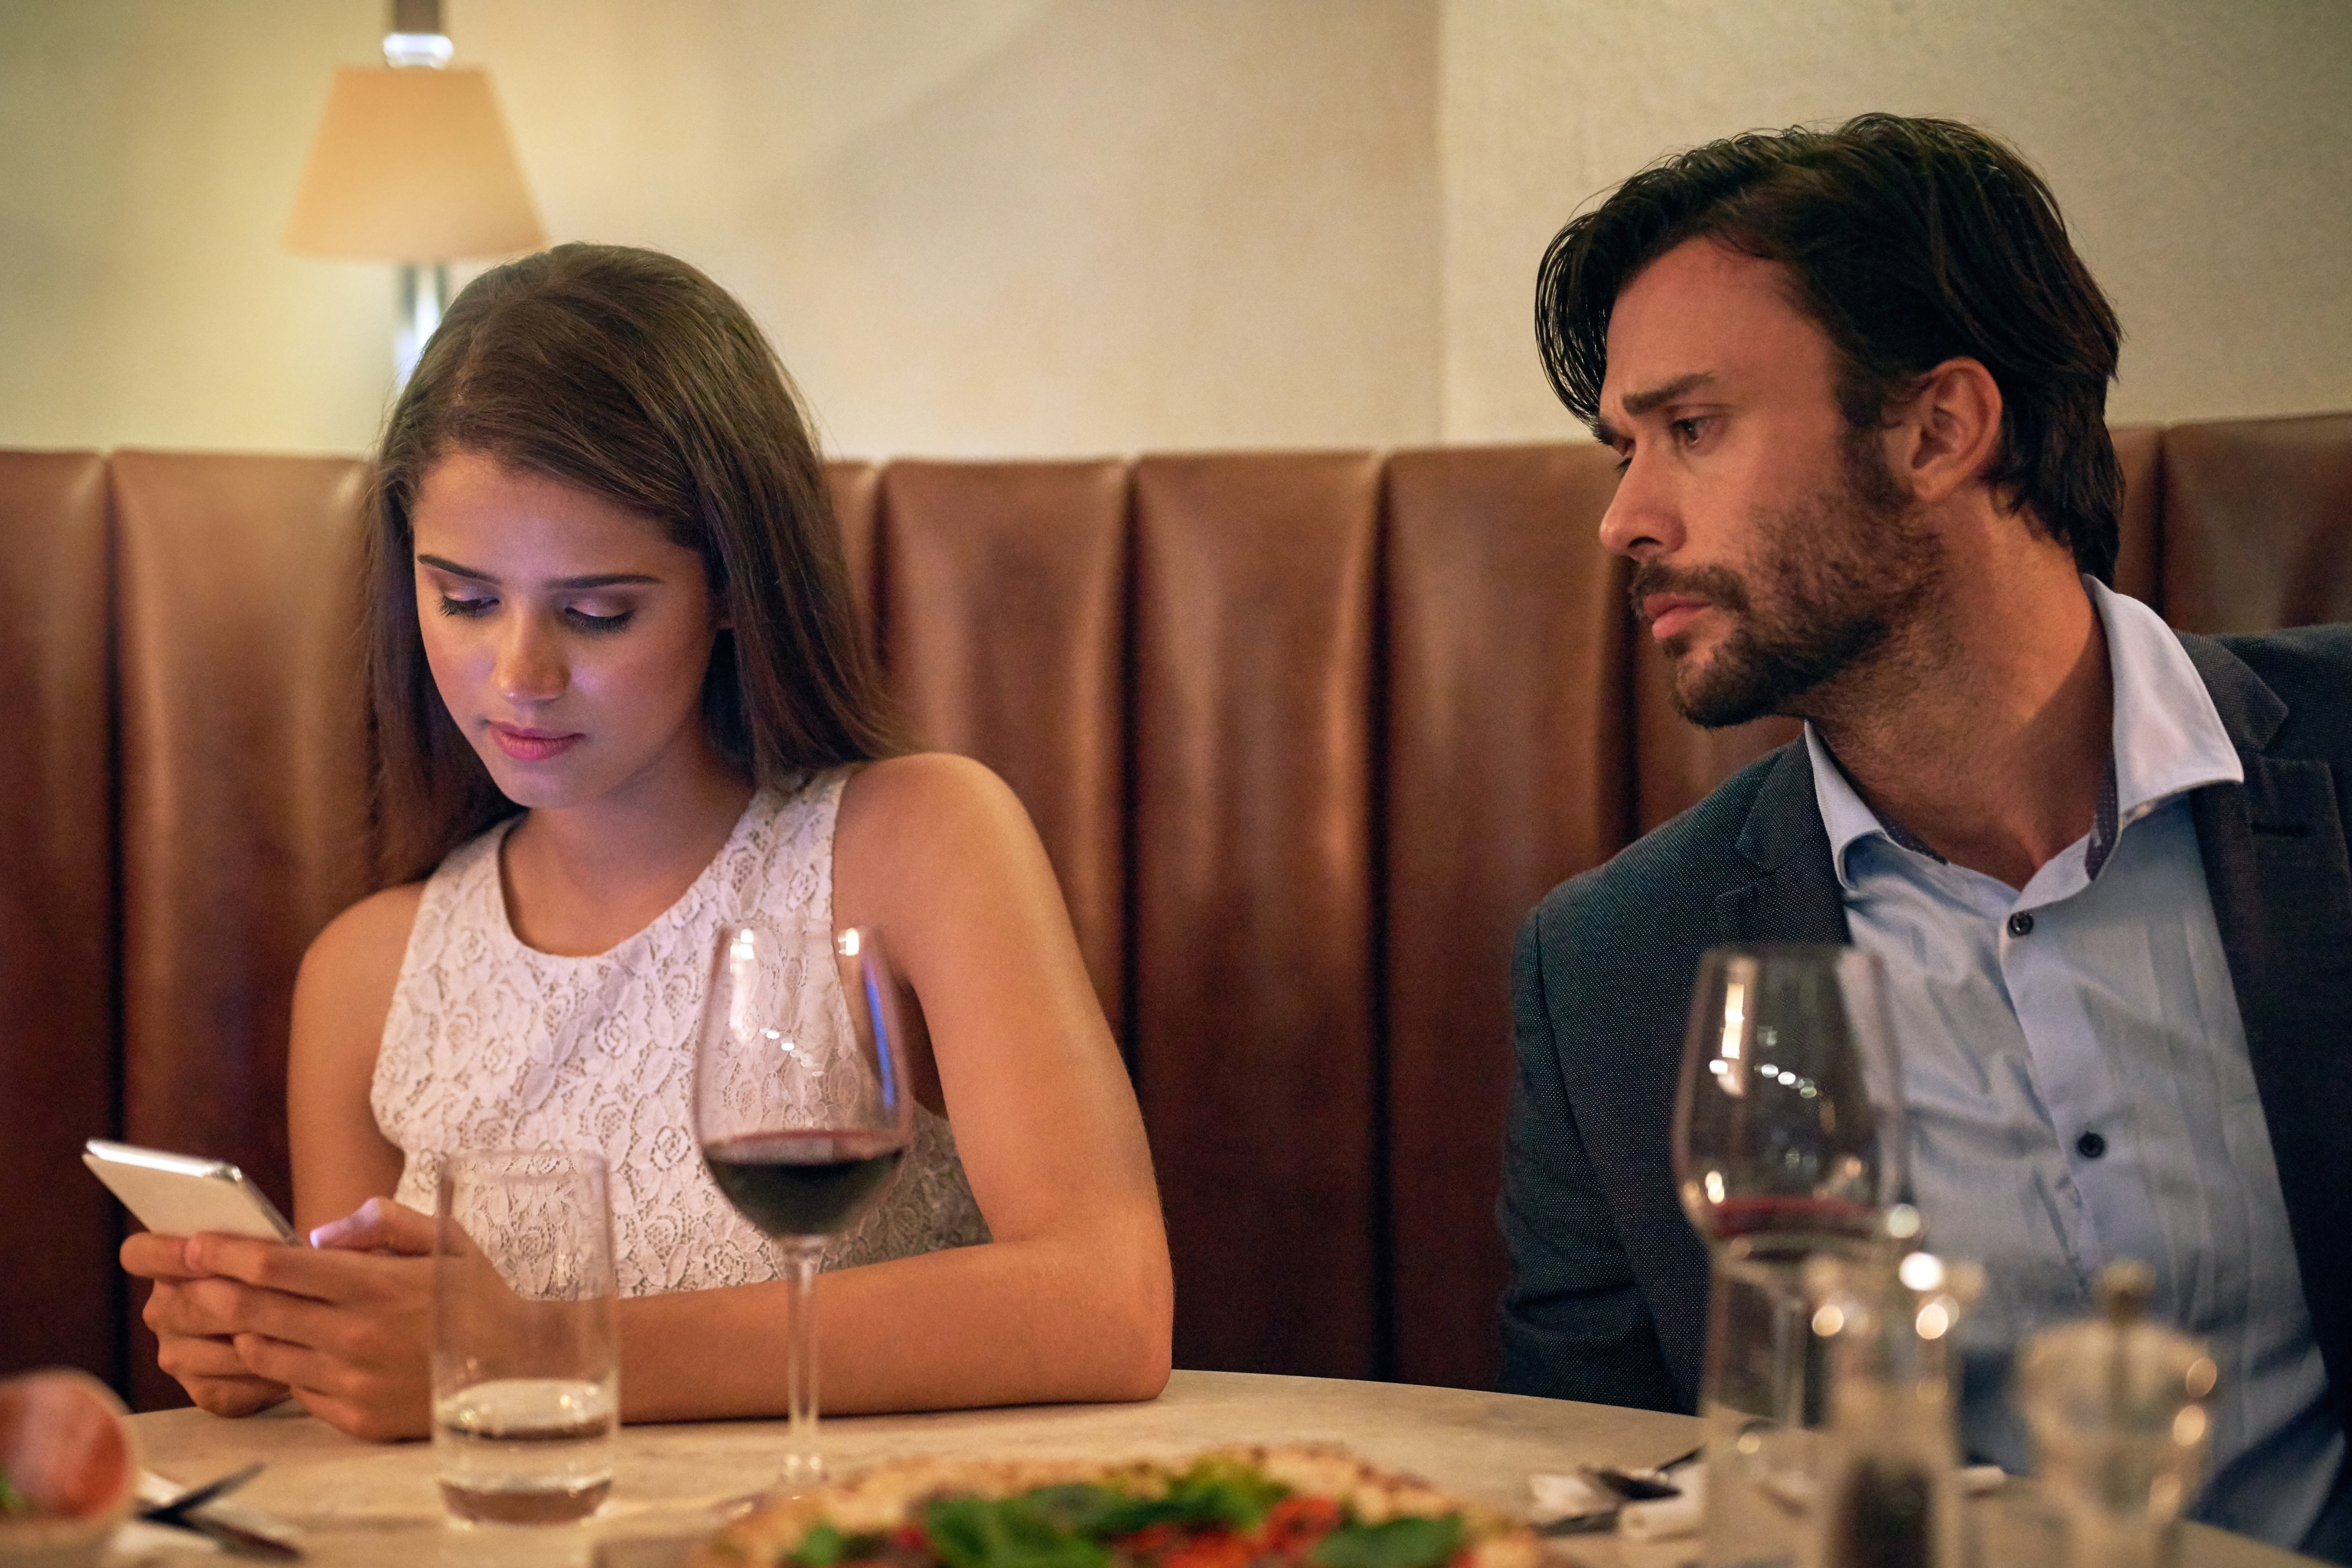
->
[431,592,634,633]
[563,605,634,634]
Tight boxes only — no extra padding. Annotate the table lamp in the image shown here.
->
[283,0,545,386]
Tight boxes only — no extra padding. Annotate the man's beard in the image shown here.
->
[1634,441,1943,728]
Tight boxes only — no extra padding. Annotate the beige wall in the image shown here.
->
[3,0,2346,459]
[1,1,397,455]
[1441,0,2352,441]
[0,0,1440,459]
[468,0,1441,459]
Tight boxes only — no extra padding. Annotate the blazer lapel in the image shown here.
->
[2182,634,2352,1439]
[1717,744,1851,945]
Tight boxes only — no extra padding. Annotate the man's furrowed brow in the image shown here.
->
[1618,371,1717,420]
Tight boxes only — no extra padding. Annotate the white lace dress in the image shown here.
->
[371,771,990,1295]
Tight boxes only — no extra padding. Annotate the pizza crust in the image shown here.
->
[688,1446,1542,1568]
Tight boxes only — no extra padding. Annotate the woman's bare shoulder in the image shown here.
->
[289,881,427,1222]
[298,881,429,1012]
[834,753,1040,882]
[832,753,1070,939]
[837,752,1023,833]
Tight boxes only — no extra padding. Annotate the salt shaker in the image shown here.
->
[2016,1262,2217,1568]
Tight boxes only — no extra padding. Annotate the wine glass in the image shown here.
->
[1672,944,1908,1562]
[1674,944,1907,1275]
[695,919,912,1492]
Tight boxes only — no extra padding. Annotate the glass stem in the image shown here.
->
[1771,1285,1809,1427]
[783,1237,825,1488]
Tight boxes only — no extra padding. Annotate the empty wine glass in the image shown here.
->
[695,920,912,1492]
[1673,944,1908,1566]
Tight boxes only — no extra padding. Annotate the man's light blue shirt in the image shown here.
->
[1803,578,2343,1552]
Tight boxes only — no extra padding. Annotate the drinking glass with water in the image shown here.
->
[431,1149,618,1525]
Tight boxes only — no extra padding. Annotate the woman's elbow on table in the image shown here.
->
[1105,1313,1175,1405]
[1065,1220,1176,1403]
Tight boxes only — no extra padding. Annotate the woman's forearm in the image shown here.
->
[615,1209,1172,1423]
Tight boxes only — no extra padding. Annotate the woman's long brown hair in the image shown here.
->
[364,243,898,884]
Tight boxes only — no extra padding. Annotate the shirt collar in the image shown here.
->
[1805,577,2243,892]
[1806,725,1894,892]
[2092,574,2243,816]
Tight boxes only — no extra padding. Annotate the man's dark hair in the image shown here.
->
[1536,113,2124,583]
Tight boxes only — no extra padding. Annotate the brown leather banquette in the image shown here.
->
[3,413,2348,1410]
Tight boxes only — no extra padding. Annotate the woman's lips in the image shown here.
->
[490,724,583,761]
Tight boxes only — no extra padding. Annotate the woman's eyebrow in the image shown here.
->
[414,552,660,590]
[547,571,662,589]
[415,551,493,582]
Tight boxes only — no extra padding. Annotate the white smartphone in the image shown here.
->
[83,1140,298,1242]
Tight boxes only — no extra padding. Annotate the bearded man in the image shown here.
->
[1496,114,2352,1562]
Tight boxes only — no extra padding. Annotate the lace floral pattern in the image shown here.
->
[373,772,991,1296]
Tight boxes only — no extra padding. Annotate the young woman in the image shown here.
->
[121,245,1172,1440]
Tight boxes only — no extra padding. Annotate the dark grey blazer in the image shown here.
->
[1496,627,2352,1456]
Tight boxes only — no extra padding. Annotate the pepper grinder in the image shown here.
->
[2017,1262,2218,1568]
[1805,1248,1979,1568]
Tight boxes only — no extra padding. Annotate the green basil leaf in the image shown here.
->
[1006,1462,1287,1543]
[790,1523,847,1568]
[925,1494,1113,1568]
[1309,1514,1464,1568]
[1022,1484,1146,1537]
[926,1497,1003,1568]
[1158,1457,1289,1531]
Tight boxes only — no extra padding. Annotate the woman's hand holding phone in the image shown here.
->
[120,1230,294,1418]
[162,1197,438,1441]
[94,1141,301,1417]
[120,1190,439,1437]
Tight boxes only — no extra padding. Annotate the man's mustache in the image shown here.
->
[1626,560,1751,624]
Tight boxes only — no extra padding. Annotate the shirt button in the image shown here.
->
[2076,1131,2107,1160]
[2007,911,2036,938]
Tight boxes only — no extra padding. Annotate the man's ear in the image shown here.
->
[1882,358,2003,506]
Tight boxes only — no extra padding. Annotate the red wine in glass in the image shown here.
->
[1702,1194,1883,1254]
[702,1131,905,1239]
[695,920,912,1492]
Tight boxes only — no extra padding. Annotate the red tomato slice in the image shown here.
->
[1259,1495,1344,1555]
[1160,1529,1254,1568]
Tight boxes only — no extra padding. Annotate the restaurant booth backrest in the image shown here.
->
[105,454,380,1411]
[2,414,2348,1405]
[0,454,115,1387]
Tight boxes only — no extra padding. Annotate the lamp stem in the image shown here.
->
[395,261,450,389]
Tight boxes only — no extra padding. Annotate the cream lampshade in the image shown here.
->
[283,1,544,384]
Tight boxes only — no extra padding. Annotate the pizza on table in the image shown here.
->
[689,1449,1543,1568]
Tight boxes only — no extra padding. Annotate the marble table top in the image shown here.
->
[116,1370,2311,1568]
